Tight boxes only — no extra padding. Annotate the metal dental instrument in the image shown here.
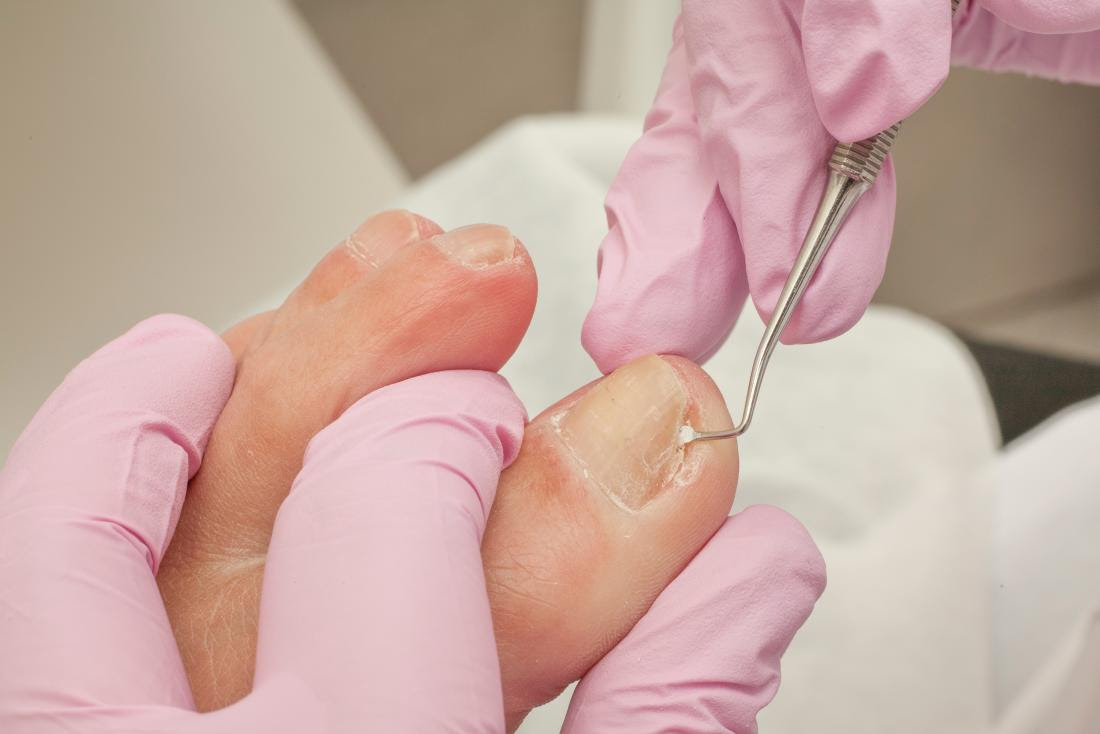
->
[685,0,959,444]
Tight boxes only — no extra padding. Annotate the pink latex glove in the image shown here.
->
[563,506,825,733]
[582,0,1100,372]
[0,315,525,731]
[0,314,824,731]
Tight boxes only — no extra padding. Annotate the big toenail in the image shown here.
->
[431,224,517,268]
[555,355,688,511]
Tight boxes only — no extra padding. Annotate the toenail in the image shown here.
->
[554,355,688,511]
[344,210,426,267]
[409,212,443,239]
[431,224,517,268]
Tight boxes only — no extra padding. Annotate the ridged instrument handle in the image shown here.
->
[686,0,962,443]
[830,0,960,185]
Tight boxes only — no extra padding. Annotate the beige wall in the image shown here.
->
[293,0,585,177]
[887,69,1100,329]
[0,0,407,459]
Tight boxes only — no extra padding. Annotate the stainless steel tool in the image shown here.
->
[683,0,960,444]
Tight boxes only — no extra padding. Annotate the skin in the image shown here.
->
[158,210,738,729]
[486,354,737,728]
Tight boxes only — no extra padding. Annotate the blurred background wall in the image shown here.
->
[2,0,1099,457]
[295,0,586,177]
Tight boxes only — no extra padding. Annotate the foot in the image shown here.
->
[158,210,538,707]
[159,212,738,729]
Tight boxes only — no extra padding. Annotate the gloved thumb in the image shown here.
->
[802,0,954,143]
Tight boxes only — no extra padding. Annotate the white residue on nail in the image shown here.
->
[677,425,696,447]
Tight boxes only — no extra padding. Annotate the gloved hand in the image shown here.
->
[0,315,525,731]
[582,0,1100,373]
[0,314,824,732]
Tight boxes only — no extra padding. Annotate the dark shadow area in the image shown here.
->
[959,335,1100,444]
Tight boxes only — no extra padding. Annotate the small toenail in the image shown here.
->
[554,355,689,511]
[402,211,443,240]
[431,224,517,268]
[343,209,432,269]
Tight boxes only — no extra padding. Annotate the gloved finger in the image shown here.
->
[954,2,1100,84]
[975,0,1100,34]
[0,315,234,722]
[801,0,954,143]
[561,506,825,733]
[253,370,526,731]
[581,18,749,373]
[682,0,948,343]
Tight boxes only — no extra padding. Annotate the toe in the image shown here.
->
[221,311,273,362]
[293,209,442,307]
[232,220,537,452]
[483,355,738,726]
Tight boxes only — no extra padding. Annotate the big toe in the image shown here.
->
[483,354,738,728]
